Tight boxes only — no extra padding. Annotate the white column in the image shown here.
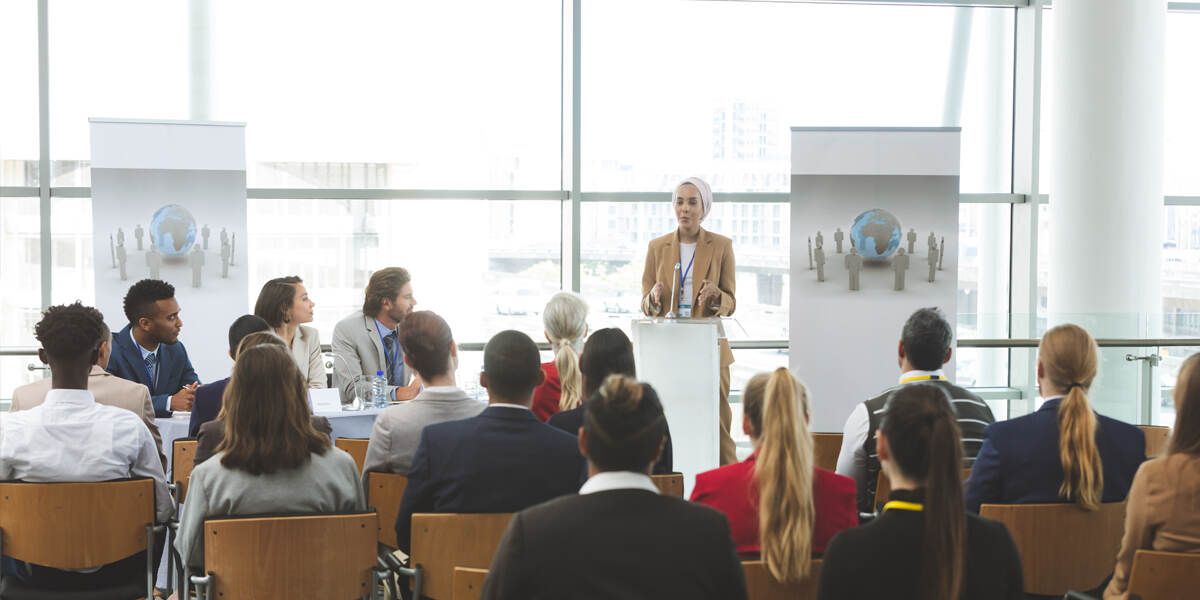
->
[188,0,212,120]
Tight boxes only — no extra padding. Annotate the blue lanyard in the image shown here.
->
[678,249,697,299]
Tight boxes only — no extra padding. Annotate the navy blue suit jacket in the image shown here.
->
[394,405,585,553]
[965,397,1145,513]
[107,324,200,418]
[188,377,229,438]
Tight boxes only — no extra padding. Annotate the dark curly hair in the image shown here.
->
[122,279,176,324]
[35,302,107,360]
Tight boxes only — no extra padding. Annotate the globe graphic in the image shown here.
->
[149,204,198,257]
[849,208,902,260]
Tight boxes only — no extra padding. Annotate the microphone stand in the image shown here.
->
[666,262,680,319]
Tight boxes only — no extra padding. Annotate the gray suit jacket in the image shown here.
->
[331,312,408,403]
[362,386,486,478]
[11,365,166,469]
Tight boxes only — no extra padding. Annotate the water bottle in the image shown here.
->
[372,370,388,408]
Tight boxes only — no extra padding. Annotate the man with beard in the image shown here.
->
[332,267,423,404]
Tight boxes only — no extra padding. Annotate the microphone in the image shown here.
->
[666,262,680,319]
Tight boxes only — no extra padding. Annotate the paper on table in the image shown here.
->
[309,388,344,414]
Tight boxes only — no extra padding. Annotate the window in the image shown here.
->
[0,1,39,186]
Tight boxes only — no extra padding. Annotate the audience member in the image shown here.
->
[394,330,585,553]
[691,368,856,576]
[332,267,422,403]
[532,291,588,421]
[107,279,200,417]
[836,307,995,513]
[12,316,165,469]
[482,375,747,599]
[966,324,1144,512]
[254,276,325,388]
[175,345,363,570]
[819,384,1024,600]
[548,328,674,474]
[1103,352,1200,599]
[188,314,272,437]
[362,311,484,476]
[0,303,172,590]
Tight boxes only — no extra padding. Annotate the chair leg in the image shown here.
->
[145,525,155,600]
[190,573,212,600]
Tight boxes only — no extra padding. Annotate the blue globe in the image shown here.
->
[849,208,902,260]
[149,204,198,257]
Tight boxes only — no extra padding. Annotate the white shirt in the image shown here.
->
[578,471,660,495]
[489,403,532,412]
[679,242,697,317]
[0,388,174,524]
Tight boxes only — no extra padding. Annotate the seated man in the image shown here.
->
[107,279,200,417]
[835,306,996,514]
[188,314,272,437]
[12,317,165,470]
[482,375,746,599]
[394,330,585,553]
[363,311,484,477]
[0,303,172,590]
[331,267,422,404]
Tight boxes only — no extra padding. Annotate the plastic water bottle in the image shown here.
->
[372,370,388,408]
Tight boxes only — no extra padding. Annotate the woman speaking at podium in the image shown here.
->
[641,177,738,465]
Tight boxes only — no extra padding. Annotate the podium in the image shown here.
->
[631,318,722,497]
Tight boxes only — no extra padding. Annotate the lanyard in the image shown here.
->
[899,374,944,385]
[882,500,924,512]
[678,249,697,300]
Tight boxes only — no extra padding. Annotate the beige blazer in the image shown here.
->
[1104,452,1200,599]
[285,324,326,389]
[11,365,166,469]
[641,228,736,366]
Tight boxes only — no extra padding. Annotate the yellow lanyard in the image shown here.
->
[899,374,944,385]
[882,500,924,513]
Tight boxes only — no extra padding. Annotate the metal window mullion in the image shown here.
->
[568,0,582,292]
[38,0,51,309]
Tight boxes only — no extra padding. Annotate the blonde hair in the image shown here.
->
[543,292,588,411]
[743,368,814,583]
[1039,324,1104,510]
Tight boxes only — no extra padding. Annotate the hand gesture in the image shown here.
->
[697,279,720,309]
[650,282,664,307]
[394,374,423,402]
[171,384,197,411]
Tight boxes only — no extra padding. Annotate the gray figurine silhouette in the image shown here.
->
[927,231,937,253]
[116,227,125,247]
[807,237,814,270]
[220,227,229,248]
[230,232,237,266]
[190,246,206,287]
[109,234,116,268]
[845,246,863,291]
[927,241,938,283]
[907,228,917,254]
[814,244,826,282]
[220,241,231,279]
[834,228,845,254]
[116,242,128,281]
[893,248,910,291]
[134,224,144,251]
[146,243,162,279]
[202,224,211,250]
[938,236,946,271]
[815,230,824,251]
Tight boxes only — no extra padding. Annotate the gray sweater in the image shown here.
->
[175,447,365,569]
[362,386,486,476]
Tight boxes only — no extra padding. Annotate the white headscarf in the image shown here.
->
[675,177,714,221]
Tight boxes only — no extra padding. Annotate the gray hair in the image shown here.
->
[544,292,589,411]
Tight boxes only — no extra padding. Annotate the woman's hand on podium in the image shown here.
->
[697,279,720,310]
[650,282,664,309]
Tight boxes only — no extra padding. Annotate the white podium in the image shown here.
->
[631,318,722,496]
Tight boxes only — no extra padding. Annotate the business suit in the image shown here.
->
[641,227,737,464]
[394,405,585,553]
[10,365,166,469]
[548,406,675,474]
[286,324,326,389]
[331,312,407,403]
[482,490,747,599]
[107,324,199,417]
[965,397,1146,513]
[188,378,228,438]
[193,416,334,466]
[361,386,485,477]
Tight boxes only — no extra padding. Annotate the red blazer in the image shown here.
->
[690,453,857,555]
[531,362,561,422]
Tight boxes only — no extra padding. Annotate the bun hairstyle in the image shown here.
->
[542,292,589,411]
[582,375,666,473]
[1039,324,1104,510]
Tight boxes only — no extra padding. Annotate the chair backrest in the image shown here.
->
[0,479,154,569]
[335,438,369,473]
[410,513,514,600]
[651,473,684,498]
[980,502,1126,596]
[453,567,489,600]
[1139,425,1171,458]
[365,471,408,548]
[812,432,843,472]
[173,438,198,502]
[203,512,378,600]
[742,559,822,600]
[1127,549,1200,600]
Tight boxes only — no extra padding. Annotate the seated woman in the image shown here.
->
[175,344,364,570]
[531,292,588,422]
[819,384,1024,600]
[691,368,856,580]
[1103,352,1200,599]
[966,324,1145,513]
[548,328,673,473]
[254,276,325,388]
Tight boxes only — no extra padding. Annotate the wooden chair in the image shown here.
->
[189,512,383,600]
[813,432,843,472]
[410,513,513,599]
[172,438,198,503]
[1139,425,1171,458]
[742,559,822,600]
[0,479,160,599]
[1126,549,1200,600]
[651,473,684,498]
[980,502,1126,596]
[336,438,370,473]
[365,471,408,548]
[452,567,489,600]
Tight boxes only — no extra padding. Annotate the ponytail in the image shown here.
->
[752,368,814,583]
[542,291,588,411]
[1040,324,1103,510]
[555,343,583,411]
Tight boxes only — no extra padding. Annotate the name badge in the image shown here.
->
[678,302,692,318]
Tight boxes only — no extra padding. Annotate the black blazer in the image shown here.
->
[188,377,228,438]
[548,406,675,474]
[482,489,747,600]
[819,490,1024,600]
[108,324,200,417]
[394,405,585,552]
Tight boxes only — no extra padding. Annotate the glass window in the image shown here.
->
[1164,206,1200,336]
[0,1,39,186]
[1166,13,1200,194]
[1,198,42,348]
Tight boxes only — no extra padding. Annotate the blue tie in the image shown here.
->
[144,353,158,388]
[383,332,398,386]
